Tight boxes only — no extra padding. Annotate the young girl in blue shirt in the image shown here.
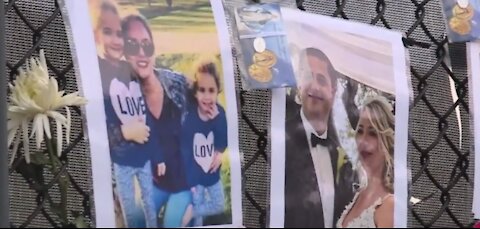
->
[181,62,228,226]
[92,2,156,227]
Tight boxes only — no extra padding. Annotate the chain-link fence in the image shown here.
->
[3,0,478,228]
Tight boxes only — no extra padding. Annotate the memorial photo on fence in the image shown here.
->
[62,0,242,227]
[232,3,296,90]
[270,8,411,228]
[467,41,480,220]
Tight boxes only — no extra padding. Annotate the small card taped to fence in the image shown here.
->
[233,3,296,90]
[441,0,480,43]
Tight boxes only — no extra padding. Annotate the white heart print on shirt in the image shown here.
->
[110,78,146,124]
[193,131,215,173]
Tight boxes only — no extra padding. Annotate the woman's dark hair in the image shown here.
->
[121,14,154,42]
[193,62,222,93]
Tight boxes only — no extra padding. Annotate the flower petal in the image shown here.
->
[10,134,21,165]
[39,50,48,75]
[33,86,51,110]
[7,126,19,148]
[15,89,42,112]
[66,106,71,144]
[42,114,51,140]
[9,106,27,114]
[46,111,67,125]
[56,118,63,157]
[32,114,44,149]
[47,77,59,109]
[7,119,21,147]
[22,119,31,164]
[59,92,87,107]
[7,117,21,131]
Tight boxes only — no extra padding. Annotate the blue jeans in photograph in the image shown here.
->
[192,180,225,226]
[153,186,192,228]
[114,161,157,228]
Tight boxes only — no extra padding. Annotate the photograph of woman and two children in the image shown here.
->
[66,0,242,228]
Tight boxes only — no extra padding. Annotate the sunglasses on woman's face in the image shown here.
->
[124,39,154,57]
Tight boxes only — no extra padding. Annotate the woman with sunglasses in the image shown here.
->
[121,15,193,228]
[92,1,156,227]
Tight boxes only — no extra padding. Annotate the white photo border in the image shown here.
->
[59,0,243,227]
[270,7,410,228]
[467,41,480,219]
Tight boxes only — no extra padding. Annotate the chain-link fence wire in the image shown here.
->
[5,0,91,227]
[3,0,477,228]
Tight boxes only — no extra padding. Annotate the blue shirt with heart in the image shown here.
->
[181,103,228,188]
[99,58,157,168]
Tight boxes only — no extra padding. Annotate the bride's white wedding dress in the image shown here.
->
[336,192,393,228]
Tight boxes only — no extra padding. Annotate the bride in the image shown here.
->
[337,96,395,228]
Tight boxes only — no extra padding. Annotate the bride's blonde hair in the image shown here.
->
[357,95,395,193]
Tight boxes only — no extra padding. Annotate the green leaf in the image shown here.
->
[59,176,71,190]
[30,152,49,165]
[71,211,81,218]
[73,215,89,228]
[14,159,45,185]
[50,203,62,217]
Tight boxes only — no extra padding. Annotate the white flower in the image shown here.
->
[7,50,87,164]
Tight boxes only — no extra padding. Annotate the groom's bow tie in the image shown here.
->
[311,133,329,148]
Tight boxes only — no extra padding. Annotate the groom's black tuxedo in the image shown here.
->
[284,111,357,228]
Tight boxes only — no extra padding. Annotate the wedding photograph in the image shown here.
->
[270,7,411,228]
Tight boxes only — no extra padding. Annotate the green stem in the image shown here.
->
[46,138,69,225]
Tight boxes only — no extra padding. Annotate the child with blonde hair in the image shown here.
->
[92,1,156,227]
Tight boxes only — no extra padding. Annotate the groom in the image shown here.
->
[285,48,357,228]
